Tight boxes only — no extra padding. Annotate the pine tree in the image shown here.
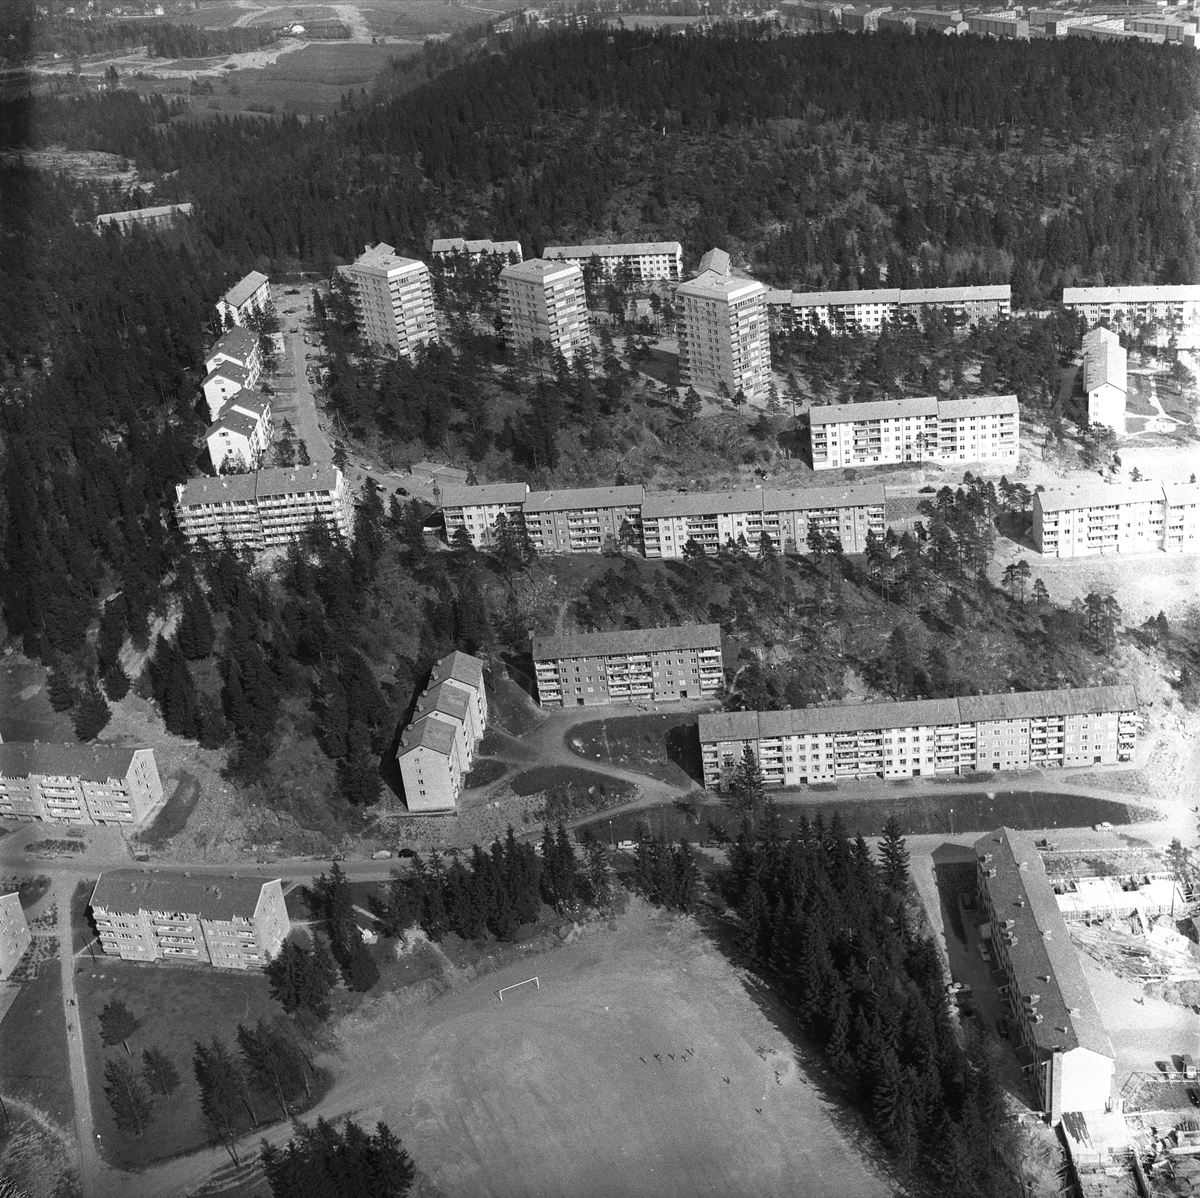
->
[879,817,911,894]
[178,588,216,660]
[104,1056,153,1135]
[73,676,112,742]
[343,937,380,992]
[340,721,381,805]
[727,744,765,823]
[141,1045,181,1097]
[262,1117,415,1198]
[99,999,139,1054]
[47,665,79,713]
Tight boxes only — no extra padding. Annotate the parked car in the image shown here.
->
[1094,821,1114,831]
[996,1017,1010,1039]
[977,942,992,963]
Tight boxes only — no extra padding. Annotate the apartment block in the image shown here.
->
[1125,14,1196,39]
[677,269,771,400]
[499,259,591,364]
[90,872,289,970]
[440,482,531,548]
[766,284,1010,334]
[343,243,438,357]
[0,892,32,981]
[966,13,1029,37]
[174,466,354,552]
[0,744,162,826]
[698,685,1138,789]
[809,394,1018,470]
[201,362,255,422]
[975,829,1115,1121]
[840,6,892,31]
[1081,326,1127,435]
[1062,285,1200,330]
[206,394,272,474]
[204,326,262,393]
[1033,481,1200,558]
[523,486,645,554]
[95,202,194,235]
[542,241,683,282]
[216,271,270,328]
[397,651,488,812]
[430,237,523,262]
[532,624,723,707]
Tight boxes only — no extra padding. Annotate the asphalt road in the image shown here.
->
[268,283,332,468]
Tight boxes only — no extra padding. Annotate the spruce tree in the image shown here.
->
[73,676,112,742]
[104,1056,153,1135]
[99,999,140,1054]
[141,1045,181,1097]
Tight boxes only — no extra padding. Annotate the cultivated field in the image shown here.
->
[332,900,892,1198]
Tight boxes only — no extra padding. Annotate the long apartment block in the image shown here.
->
[809,394,1019,471]
[90,872,290,970]
[532,624,723,707]
[765,284,1011,335]
[698,685,1139,789]
[1033,481,1200,558]
[524,486,645,554]
[174,466,354,553]
[542,241,683,282]
[0,744,162,825]
[1062,285,1200,329]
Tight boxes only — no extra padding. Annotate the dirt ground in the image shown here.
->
[330,899,892,1198]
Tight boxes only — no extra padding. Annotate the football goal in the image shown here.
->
[496,976,540,1003]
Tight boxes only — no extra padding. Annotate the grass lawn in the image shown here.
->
[0,967,74,1127]
[75,960,285,1169]
[568,712,704,787]
[508,765,638,822]
[463,758,507,789]
[487,670,542,736]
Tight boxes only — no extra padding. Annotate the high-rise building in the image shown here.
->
[1081,326,1127,434]
[499,259,591,364]
[676,268,770,400]
[343,244,438,357]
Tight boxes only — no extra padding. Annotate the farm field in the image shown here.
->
[332,898,892,1198]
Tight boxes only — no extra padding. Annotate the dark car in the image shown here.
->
[396,487,409,496]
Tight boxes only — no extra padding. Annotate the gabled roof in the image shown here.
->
[641,489,765,519]
[1164,482,1200,508]
[695,247,731,276]
[899,284,1010,305]
[439,483,530,508]
[254,466,341,498]
[533,623,721,662]
[544,241,682,259]
[1034,481,1164,513]
[416,681,472,724]
[209,326,259,361]
[398,714,459,757]
[937,394,1019,419]
[90,870,277,922]
[1063,285,1200,305]
[0,743,144,783]
[809,397,939,426]
[206,407,263,440]
[202,362,250,387]
[762,483,887,511]
[222,271,269,310]
[525,485,644,513]
[175,473,259,506]
[957,685,1138,722]
[348,243,426,277]
[428,650,486,691]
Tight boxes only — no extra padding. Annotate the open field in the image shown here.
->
[0,967,74,1125]
[568,711,705,787]
[331,899,892,1198]
[0,655,76,743]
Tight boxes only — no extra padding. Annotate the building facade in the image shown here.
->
[343,244,438,357]
[206,395,272,474]
[523,486,645,554]
[201,362,254,422]
[966,13,1029,37]
[1081,326,1126,434]
[809,394,1019,470]
[1033,481,1200,558]
[677,270,771,400]
[542,241,683,282]
[96,202,194,235]
[698,685,1139,789]
[0,744,162,825]
[532,624,723,707]
[397,651,488,812]
[440,482,531,548]
[499,259,591,364]
[204,326,262,394]
[90,873,289,970]
[1062,285,1200,331]
[975,829,1115,1121]
[216,271,270,328]
[431,237,523,262]
[766,284,1010,335]
[174,466,354,552]
[0,892,32,981]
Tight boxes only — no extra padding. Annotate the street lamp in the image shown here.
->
[949,807,954,836]
[608,820,614,848]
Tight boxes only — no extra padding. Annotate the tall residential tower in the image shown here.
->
[676,267,770,400]
[499,258,591,364]
[343,243,438,357]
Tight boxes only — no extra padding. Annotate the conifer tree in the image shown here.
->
[104,1056,153,1135]
[73,675,112,742]
[141,1045,181,1097]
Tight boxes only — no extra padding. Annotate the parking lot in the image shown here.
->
[270,282,333,466]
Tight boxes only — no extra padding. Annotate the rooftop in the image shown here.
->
[762,482,887,511]
[1034,481,1166,513]
[221,271,269,310]
[0,742,145,783]
[431,237,522,256]
[398,714,459,757]
[208,326,259,361]
[1063,285,1200,304]
[695,247,731,276]
[175,466,343,508]
[543,241,682,258]
[500,258,582,283]
[936,393,1019,419]
[349,243,426,276]
[440,482,531,508]
[90,870,275,922]
[809,396,939,426]
[206,405,264,440]
[533,623,721,661]
[202,362,250,386]
[641,489,765,519]
[428,650,486,691]
[974,828,1113,1059]
[97,202,194,225]
[175,472,259,506]
[525,485,645,513]
[676,270,764,302]
[415,681,472,723]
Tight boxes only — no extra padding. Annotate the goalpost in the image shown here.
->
[496,976,540,1003]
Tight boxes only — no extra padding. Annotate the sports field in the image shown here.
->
[332,901,891,1198]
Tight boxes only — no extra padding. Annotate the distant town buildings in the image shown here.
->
[430,237,523,262]
[397,651,489,812]
[966,12,1029,37]
[975,828,1115,1122]
[1062,285,1200,331]
[498,258,592,364]
[0,892,32,981]
[174,466,354,552]
[677,266,771,400]
[206,394,272,474]
[342,244,438,358]
[1032,481,1200,558]
[765,284,1011,335]
[95,202,194,235]
[532,624,723,707]
[0,744,162,825]
[542,241,683,282]
[1081,326,1127,435]
[90,872,290,970]
[216,270,270,328]
[809,394,1019,470]
[699,685,1139,788]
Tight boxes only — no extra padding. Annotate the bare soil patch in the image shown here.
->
[568,711,704,787]
[508,765,638,822]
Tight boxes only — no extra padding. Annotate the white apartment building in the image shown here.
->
[204,326,262,394]
[216,271,270,328]
[344,243,439,357]
[0,744,163,825]
[397,651,488,812]
[809,394,1018,470]
[499,259,591,364]
[201,362,255,422]
[91,873,289,970]
[966,13,1029,37]
[430,237,523,262]
[206,394,272,474]
[1081,326,1127,434]
[533,624,723,707]
[1033,481,1200,558]
[174,466,354,552]
[542,241,683,282]
[523,486,645,554]
[676,270,771,400]
[699,685,1139,789]
[0,892,31,981]
[1063,285,1200,331]
[96,202,194,235]
[440,482,531,548]
[766,284,1010,335]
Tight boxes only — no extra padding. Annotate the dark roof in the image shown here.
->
[533,623,721,661]
[428,650,485,691]
[957,685,1139,722]
[809,397,939,426]
[416,682,471,724]
[0,742,143,782]
[90,871,277,922]
[398,715,459,757]
[222,271,269,309]
[254,466,341,498]
[203,362,250,386]
[439,483,529,508]
[525,485,644,513]
[210,327,259,359]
